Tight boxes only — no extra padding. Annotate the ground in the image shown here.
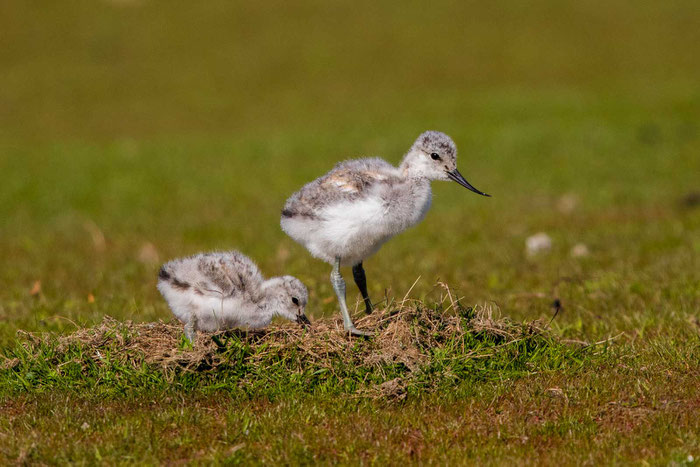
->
[0,0,699,464]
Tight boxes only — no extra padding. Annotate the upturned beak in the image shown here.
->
[297,314,311,327]
[446,169,490,197]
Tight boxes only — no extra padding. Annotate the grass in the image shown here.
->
[1,0,699,464]
[1,342,697,464]
[2,304,597,397]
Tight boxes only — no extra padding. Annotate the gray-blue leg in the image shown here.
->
[331,257,372,337]
[184,314,197,344]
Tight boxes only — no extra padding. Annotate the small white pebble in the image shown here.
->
[546,387,565,398]
[557,193,578,214]
[570,243,590,258]
[137,242,160,265]
[687,455,694,462]
[526,232,552,256]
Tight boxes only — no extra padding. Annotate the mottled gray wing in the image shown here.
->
[282,158,398,219]
[193,252,264,298]
[161,251,264,299]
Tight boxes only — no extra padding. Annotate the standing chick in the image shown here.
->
[281,131,489,336]
[157,251,310,342]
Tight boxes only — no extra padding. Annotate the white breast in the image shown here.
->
[280,178,434,266]
[157,281,270,332]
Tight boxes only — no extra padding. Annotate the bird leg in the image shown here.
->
[184,314,197,345]
[331,257,372,337]
[352,262,373,314]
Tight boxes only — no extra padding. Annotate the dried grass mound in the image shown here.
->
[10,303,548,371]
[2,299,573,398]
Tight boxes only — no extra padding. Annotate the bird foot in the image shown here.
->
[345,326,373,337]
[183,324,196,348]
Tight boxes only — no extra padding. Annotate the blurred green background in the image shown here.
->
[0,0,698,341]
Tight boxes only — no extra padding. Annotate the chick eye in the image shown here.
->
[291,297,299,305]
[430,152,441,160]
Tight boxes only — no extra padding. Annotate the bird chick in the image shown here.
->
[157,251,310,343]
[281,131,489,336]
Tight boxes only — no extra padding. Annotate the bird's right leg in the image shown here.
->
[184,313,197,344]
[352,262,373,314]
[331,257,372,337]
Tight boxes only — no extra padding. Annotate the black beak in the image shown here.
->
[297,314,311,327]
[447,169,490,197]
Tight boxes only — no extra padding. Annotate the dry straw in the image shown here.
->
[3,284,578,404]
[7,300,551,375]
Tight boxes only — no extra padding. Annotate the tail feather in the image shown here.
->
[158,266,191,291]
[158,266,171,281]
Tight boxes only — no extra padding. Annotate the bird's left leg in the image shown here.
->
[331,257,372,337]
[184,313,197,345]
[352,262,373,314]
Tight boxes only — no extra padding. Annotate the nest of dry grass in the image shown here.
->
[4,297,564,399]
[11,302,547,371]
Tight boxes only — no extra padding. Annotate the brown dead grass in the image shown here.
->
[5,301,553,379]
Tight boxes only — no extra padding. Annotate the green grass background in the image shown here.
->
[1,0,698,463]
